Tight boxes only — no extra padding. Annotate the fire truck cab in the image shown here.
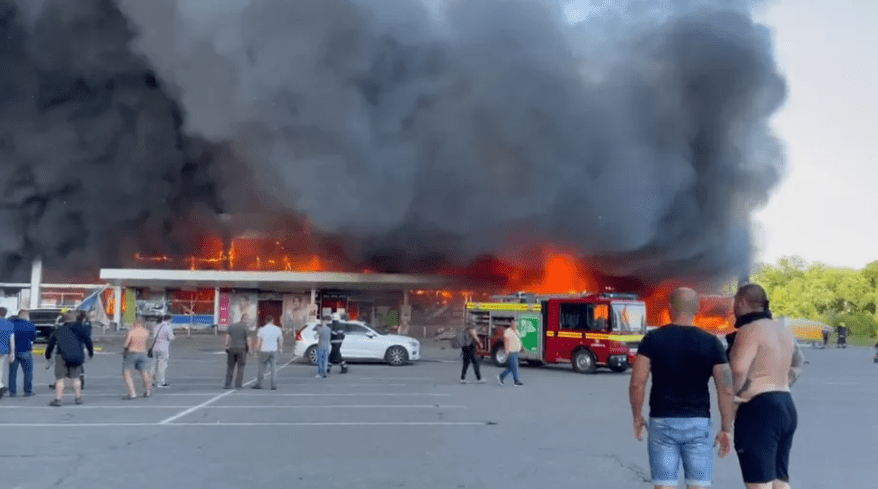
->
[466,293,647,374]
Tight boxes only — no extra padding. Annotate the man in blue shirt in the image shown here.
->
[0,307,15,399]
[9,309,37,397]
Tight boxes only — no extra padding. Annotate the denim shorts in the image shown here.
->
[648,417,713,486]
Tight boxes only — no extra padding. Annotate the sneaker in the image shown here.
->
[460,379,467,384]
[315,374,322,378]
[75,397,83,405]
[24,392,35,397]
[271,387,277,390]
[158,383,170,388]
[0,387,6,398]
[514,381,524,386]
[497,375,504,385]
[49,399,62,407]
[251,385,262,389]
[8,393,15,398]
[477,379,486,384]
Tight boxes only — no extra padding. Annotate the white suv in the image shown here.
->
[294,321,420,366]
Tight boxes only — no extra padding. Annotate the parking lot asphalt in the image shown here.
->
[2,335,875,489]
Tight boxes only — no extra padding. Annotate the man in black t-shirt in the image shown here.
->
[629,287,734,489]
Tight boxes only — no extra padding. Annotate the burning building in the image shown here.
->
[1,0,785,331]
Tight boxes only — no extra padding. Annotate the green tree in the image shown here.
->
[750,255,878,341]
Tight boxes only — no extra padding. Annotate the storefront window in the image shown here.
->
[169,289,216,315]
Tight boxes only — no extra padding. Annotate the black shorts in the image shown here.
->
[734,391,797,483]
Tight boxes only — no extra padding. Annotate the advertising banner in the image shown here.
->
[282,293,311,332]
[218,290,231,328]
[229,291,258,331]
[123,288,137,324]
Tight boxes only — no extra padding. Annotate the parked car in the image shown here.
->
[294,320,420,366]
[27,308,64,343]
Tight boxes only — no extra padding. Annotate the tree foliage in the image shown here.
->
[751,256,878,339]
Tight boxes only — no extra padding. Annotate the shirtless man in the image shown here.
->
[122,318,153,399]
[730,284,805,489]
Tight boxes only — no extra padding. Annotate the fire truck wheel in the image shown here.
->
[492,346,508,367]
[572,349,596,374]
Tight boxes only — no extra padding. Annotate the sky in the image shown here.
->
[562,0,878,270]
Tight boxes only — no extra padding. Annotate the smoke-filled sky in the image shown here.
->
[0,0,786,285]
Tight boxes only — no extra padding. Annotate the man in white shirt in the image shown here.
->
[498,319,524,386]
[150,315,175,388]
[252,316,283,390]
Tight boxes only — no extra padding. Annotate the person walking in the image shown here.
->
[730,284,805,489]
[328,313,348,374]
[820,325,831,349]
[836,322,848,348]
[45,311,93,406]
[459,324,484,384]
[0,307,14,399]
[122,318,153,399]
[497,319,523,386]
[628,287,734,489]
[150,315,175,388]
[314,318,331,378]
[224,315,251,389]
[9,309,36,397]
[252,316,282,390]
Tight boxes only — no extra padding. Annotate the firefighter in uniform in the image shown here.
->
[328,312,348,374]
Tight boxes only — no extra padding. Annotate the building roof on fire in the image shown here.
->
[99,268,458,292]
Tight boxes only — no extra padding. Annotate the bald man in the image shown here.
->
[729,283,804,489]
[629,287,734,489]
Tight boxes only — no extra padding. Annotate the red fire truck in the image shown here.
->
[465,292,647,374]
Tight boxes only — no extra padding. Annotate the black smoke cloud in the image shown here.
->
[0,0,224,280]
[2,0,787,286]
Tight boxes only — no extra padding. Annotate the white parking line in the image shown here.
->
[0,404,464,410]
[204,405,465,409]
[365,377,431,380]
[0,405,199,409]
[17,392,450,398]
[234,393,450,397]
[158,358,294,425]
[0,421,486,428]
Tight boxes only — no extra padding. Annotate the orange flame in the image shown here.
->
[134,236,348,272]
[492,246,598,295]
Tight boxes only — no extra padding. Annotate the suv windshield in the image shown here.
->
[611,303,646,333]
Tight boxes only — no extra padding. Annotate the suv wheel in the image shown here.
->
[305,346,318,365]
[386,346,409,366]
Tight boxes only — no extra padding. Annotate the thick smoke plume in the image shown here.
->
[2,0,786,287]
[0,0,223,281]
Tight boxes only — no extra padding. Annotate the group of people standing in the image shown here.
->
[222,312,350,389]
[629,284,805,489]
[0,308,97,405]
[223,314,284,390]
[313,312,348,378]
[119,316,176,399]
